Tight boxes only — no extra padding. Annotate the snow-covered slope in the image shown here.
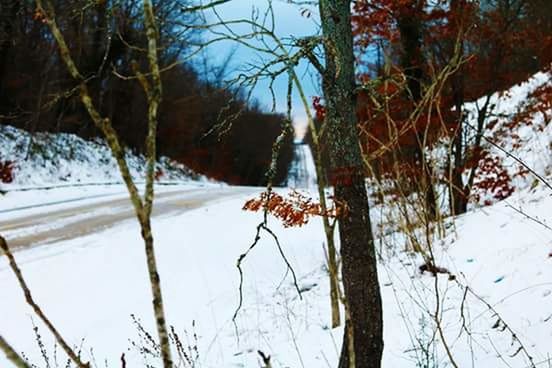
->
[1,185,549,368]
[464,70,552,203]
[369,69,552,367]
[0,124,202,189]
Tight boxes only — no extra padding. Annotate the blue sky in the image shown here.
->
[203,1,321,139]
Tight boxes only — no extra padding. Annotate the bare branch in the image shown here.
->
[0,334,31,368]
[33,1,175,367]
[0,235,90,368]
[181,0,231,13]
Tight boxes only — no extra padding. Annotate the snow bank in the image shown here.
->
[0,124,203,190]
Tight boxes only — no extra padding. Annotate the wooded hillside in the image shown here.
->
[0,0,293,185]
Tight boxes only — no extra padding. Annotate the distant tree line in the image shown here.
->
[0,0,293,185]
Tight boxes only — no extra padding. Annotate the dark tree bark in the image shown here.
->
[450,62,469,215]
[397,3,438,220]
[318,1,384,367]
[397,10,424,102]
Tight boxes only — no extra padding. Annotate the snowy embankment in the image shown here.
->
[0,69,551,368]
[0,124,203,190]
[464,70,552,202]
[0,124,216,216]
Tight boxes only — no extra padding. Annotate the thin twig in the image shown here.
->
[462,283,537,368]
[505,203,552,232]
[0,236,90,368]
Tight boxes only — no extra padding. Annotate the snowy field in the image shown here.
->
[1,183,551,368]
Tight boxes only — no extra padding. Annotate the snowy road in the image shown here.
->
[0,186,255,251]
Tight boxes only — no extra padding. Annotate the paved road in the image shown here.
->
[0,186,256,251]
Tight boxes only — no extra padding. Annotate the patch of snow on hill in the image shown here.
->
[0,124,202,190]
[464,70,552,199]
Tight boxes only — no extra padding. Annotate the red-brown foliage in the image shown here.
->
[312,96,326,122]
[470,152,515,204]
[242,190,345,228]
[507,77,552,132]
[350,0,552,201]
[0,161,15,183]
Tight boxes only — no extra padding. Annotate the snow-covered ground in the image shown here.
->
[1,183,550,368]
[463,70,552,202]
[0,69,551,367]
[0,124,203,190]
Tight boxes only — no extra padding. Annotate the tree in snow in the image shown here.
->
[0,0,174,366]
[182,1,385,365]
[316,2,384,366]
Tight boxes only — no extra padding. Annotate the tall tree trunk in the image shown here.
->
[292,72,341,327]
[397,5,438,220]
[449,0,468,215]
[314,143,341,328]
[318,1,384,367]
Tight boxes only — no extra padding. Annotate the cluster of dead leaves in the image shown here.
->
[242,190,345,228]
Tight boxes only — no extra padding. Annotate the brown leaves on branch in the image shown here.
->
[243,190,346,228]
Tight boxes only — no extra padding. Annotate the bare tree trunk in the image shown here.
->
[0,334,30,368]
[291,70,341,327]
[318,1,384,367]
[450,71,468,215]
[137,1,173,366]
[397,5,438,220]
[448,0,468,215]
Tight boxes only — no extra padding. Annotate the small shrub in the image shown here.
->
[0,160,15,183]
[129,314,200,368]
